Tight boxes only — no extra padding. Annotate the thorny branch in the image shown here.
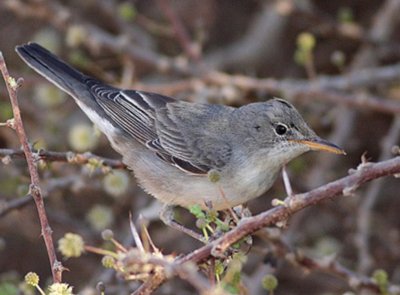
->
[134,156,400,294]
[0,52,63,283]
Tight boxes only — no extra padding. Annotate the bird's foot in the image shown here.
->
[159,204,207,243]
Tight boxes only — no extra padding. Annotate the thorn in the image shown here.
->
[282,166,294,197]
[17,77,24,88]
[129,212,144,253]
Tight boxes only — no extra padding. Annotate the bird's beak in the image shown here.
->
[291,138,346,155]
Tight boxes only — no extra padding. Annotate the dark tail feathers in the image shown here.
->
[16,42,87,97]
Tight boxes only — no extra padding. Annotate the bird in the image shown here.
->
[16,42,345,213]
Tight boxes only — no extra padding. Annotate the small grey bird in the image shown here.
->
[16,43,344,211]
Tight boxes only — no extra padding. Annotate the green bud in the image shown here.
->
[215,219,230,232]
[297,32,316,52]
[102,256,116,269]
[58,233,85,258]
[25,272,39,286]
[68,123,98,152]
[103,170,129,197]
[262,274,278,291]
[189,204,206,219]
[86,205,113,231]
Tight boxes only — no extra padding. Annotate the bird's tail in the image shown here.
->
[15,42,87,98]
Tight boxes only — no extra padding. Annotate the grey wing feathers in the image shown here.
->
[87,80,232,174]
[154,102,233,173]
[90,84,159,144]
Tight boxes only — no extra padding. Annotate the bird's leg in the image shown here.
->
[233,205,252,219]
[282,165,294,197]
[272,166,296,207]
[159,204,207,243]
[217,185,240,223]
[281,165,301,209]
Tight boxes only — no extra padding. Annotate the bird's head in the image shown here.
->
[235,98,345,164]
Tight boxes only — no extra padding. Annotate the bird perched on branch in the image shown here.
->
[16,43,344,217]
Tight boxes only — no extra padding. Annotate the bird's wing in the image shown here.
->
[152,101,233,174]
[86,79,167,144]
[86,80,232,174]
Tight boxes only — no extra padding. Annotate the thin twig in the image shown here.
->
[206,67,400,115]
[0,148,126,169]
[0,52,63,283]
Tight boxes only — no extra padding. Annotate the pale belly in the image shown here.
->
[125,147,281,210]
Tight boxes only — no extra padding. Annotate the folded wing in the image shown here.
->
[87,81,232,174]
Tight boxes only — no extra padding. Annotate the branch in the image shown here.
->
[134,156,400,293]
[184,157,400,263]
[206,66,400,115]
[0,148,126,169]
[131,63,400,115]
[0,52,63,282]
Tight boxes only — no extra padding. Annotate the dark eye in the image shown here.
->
[254,125,261,131]
[275,124,287,135]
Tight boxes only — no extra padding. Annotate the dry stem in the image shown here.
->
[0,52,63,283]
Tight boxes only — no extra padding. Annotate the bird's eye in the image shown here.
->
[254,125,261,131]
[275,124,287,135]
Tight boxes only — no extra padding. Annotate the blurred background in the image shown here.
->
[0,0,400,294]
